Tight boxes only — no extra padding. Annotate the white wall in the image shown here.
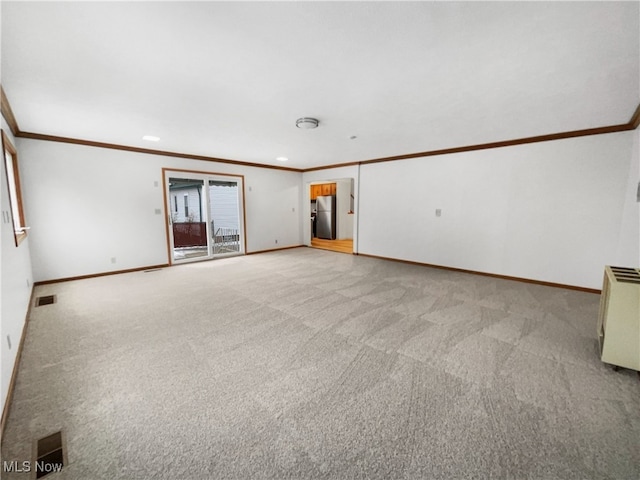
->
[336,178,354,240]
[1,121,34,417]
[358,131,639,289]
[18,139,302,282]
[618,128,640,265]
[302,166,359,250]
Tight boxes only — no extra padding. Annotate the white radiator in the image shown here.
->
[597,266,640,371]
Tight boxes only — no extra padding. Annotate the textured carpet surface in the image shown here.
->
[2,247,639,479]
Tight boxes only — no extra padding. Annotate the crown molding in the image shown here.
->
[355,122,633,168]
[1,86,302,172]
[301,161,361,172]
[3,88,638,173]
[303,102,640,171]
[629,103,640,130]
[16,132,303,172]
[0,86,21,137]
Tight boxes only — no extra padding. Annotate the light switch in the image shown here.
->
[436,209,442,217]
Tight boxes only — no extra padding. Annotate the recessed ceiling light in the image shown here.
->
[276,156,288,162]
[142,135,160,142]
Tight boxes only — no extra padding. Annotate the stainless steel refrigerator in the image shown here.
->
[316,195,336,240]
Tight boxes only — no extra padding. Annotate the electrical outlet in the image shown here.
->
[436,209,442,217]
[275,239,278,244]
[7,335,11,350]
[111,257,116,264]
[292,207,295,212]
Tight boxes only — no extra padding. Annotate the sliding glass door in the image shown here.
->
[164,170,245,264]
[209,179,241,255]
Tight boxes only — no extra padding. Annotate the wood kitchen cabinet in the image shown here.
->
[310,183,336,200]
[311,184,323,200]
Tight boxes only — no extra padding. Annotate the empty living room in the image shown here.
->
[1,2,639,479]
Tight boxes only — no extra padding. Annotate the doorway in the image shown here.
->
[309,178,354,254]
[163,169,245,264]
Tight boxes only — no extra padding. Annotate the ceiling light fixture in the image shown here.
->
[296,117,319,129]
[142,135,160,142]
[276,156,288,162]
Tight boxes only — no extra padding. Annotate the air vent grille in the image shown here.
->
[33,430,66,478]
[610,266,640,284]
[35,295,56,307]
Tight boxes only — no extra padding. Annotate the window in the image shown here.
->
[2,130,27,246]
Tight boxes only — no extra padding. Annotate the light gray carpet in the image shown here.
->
[2,247,639,479]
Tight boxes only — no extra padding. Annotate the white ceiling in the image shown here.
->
[2,1,638,170]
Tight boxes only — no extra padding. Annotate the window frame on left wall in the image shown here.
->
[2,130,28,246]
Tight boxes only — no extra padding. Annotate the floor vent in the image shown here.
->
[35,295,56,307]
[33,431,66,478]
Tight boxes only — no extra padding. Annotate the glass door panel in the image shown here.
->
[168,177,208,262]
[209,179,241,255]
